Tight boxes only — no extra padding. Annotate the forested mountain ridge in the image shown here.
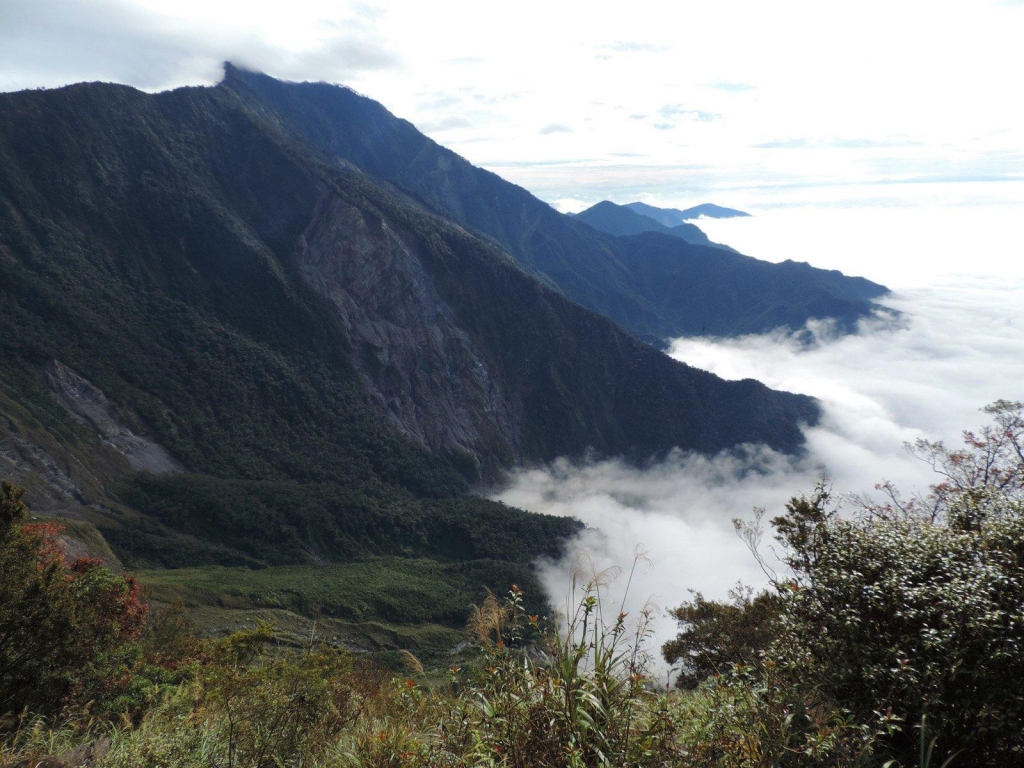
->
[570,201,885,335]
[0,72,816,575]
[220,65,889,345]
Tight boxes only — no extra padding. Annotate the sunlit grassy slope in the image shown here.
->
[140,558,550,661]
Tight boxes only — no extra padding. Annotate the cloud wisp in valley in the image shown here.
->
[492,274,1024,672]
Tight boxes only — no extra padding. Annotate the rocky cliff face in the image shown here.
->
[46,361,182,476]
[0,361,178,563]
[0,361,179,518]
[296,193,521,478]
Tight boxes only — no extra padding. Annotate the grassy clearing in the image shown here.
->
[139,558,547,662]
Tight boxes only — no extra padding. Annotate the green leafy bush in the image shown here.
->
[671,661,886,768]
[767,402,1024,765]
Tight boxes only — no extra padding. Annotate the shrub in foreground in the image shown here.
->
[108,624,364,768]
[0,481,147,719]
[767,401,1024,765]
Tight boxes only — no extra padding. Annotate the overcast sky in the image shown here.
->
[3,0,1022,210]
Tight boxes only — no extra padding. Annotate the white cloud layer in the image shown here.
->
[491,206,1024,674]
[693,202,1024,288]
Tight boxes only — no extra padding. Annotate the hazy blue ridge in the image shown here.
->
[626,201,751,226]
[574,200,720,247]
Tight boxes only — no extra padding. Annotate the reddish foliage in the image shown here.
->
[114,575,149,641]
[69,556,103,574]
[23,521,67,568]
[1,481,159,717]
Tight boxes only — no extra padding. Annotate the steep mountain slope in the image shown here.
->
[626,201,750,226]
[616,234,887,335]
[574,200,718,246]
[563,204,882,336]
[0,76,818,573]
[221,66,888,346]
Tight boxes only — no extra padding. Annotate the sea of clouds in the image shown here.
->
[491,204,1024,675]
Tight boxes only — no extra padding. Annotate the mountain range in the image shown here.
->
[223,66,887,345]
[0,65,887,646]
[573,201,723,248]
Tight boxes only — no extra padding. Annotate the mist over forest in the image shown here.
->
[496,206,1024,665]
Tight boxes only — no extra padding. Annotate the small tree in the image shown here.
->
[867,399,1024,527]
[663,585,781,690]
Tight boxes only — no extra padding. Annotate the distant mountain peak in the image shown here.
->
[625,201,750,228]
[574,200,724,249]
[220,61,369,99]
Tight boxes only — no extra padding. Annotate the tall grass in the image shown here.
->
[0,568,956,768]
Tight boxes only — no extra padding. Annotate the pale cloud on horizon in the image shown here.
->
[2,0,1023,209]
[539,123,573,135]
[416,115,473,132]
